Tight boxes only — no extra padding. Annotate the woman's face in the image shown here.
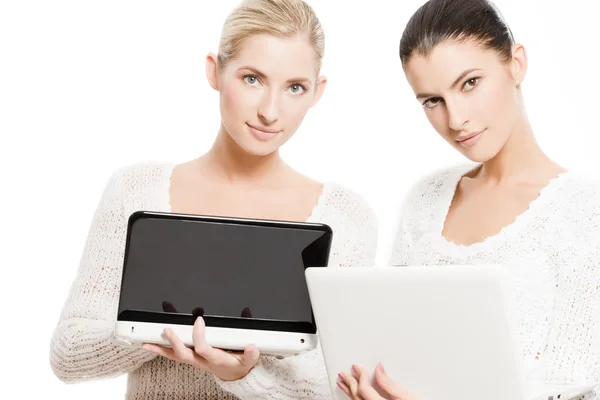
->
[404,39,527,163]
[207,33,326,156]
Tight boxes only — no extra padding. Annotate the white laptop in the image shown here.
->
[113,211,333,357]
[305,265,596,400]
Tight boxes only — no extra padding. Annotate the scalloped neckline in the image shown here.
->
[161,162,331,223]
[437,165,570,250]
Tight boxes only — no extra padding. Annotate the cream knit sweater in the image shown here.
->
[50,162,378,399]
[389,164,600,399]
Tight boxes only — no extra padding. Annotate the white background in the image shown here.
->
[1,0,598,397]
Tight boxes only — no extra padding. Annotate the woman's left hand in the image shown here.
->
[142,317,260,381]
[338,363,419,400]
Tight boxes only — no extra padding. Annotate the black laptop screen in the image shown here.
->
[117,212,332,333]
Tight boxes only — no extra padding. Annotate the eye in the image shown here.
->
[286,83,306,95]
[423,97,443,110]
[463,77,480,91]
[243,75,261,86]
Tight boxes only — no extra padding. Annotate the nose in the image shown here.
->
[446,98,469,131]
[258,89,279,125]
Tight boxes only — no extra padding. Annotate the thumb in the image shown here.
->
[375,363,413,400]
[240,344,260,369]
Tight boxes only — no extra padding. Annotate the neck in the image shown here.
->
[202,124,287,185]
[478,115,558,185]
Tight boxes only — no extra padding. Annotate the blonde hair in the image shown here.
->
[217,0,325,72]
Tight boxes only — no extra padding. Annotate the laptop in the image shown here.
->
[113,211,332,357]
[304,265,596,400]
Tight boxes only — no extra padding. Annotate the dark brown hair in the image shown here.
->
[399,0,515,66]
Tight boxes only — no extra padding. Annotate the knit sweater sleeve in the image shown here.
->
[214,186,378,399]
[546,248,600,399]
[543,193,600,399]
[49,167,157,382]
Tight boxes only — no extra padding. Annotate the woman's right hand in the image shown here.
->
[143,316,260,382]
[338,363,420,400]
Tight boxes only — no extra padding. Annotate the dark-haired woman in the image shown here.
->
[338,0,600,399]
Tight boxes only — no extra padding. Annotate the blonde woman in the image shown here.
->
[50,0,378,398]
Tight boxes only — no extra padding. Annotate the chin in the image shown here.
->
[231,135,282,157]
[242,144,280,157]
[458,145,500,164]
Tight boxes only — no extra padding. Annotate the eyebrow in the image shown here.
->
[288,77,312,87]
[415,68,482,100]
[238,66,313,87]
[238,66,267,80]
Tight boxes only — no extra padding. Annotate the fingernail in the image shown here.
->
[338,372,344,380]
[377,363,386,374]
[352,364,357,373]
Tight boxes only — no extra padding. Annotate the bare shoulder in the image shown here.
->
[284,166,373,217]
[284,169,322,190]
[169,159,199,186]
[283,169,325,206]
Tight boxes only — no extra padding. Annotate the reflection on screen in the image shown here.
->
[118,215,331,331]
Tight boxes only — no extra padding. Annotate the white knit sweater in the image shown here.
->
[389,164,600,399]
[50,162,378,400]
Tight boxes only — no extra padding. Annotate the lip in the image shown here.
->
[246,123,280,134]
[456,129,486,148]
[246,123,281,142]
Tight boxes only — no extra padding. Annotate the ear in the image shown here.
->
[206,52,220,91]
[310,75,327,107]
[510,43,527,87]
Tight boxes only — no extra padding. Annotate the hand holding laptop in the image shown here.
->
[114,212,332,359]
[305,266,597,400]
[142,317,260,382]
[338,363,419,400]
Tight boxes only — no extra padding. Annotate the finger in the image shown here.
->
[375,363,413,400]
[340,371,360,399]
[241,307,252,318]
[337,379,352,398]
[192,317,228,365]
[142,343,176,359]
[238,344,260,369]
[162,301,178,313]
[355,365,384,400]
[163,327,199,365]
[192,307,205,318]
[351,364,361,380]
